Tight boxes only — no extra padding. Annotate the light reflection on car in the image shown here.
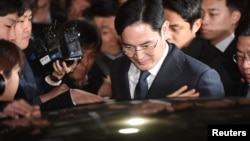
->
[1,97,250,141]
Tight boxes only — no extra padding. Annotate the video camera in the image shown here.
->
[33,22,82,67]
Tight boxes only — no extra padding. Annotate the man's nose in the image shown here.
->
[134,48,145,59]
[8,26,16,42]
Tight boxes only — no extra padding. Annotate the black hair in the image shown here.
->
[162,0,201,29]
[0,39,23,79]
[236,16,250,37]
[0,0,23,16]
[19,0,33,16]
[115,0,165,36]
[82,0,120,20]
[226,0,247,13]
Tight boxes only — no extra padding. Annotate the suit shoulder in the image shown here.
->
[184,53,213,71]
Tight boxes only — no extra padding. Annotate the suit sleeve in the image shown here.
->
[196,68,225,97]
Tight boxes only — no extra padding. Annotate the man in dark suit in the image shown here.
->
[162,0,203,60]
[199,0,246,96]
[111,0,224,101]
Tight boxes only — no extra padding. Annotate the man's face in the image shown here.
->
[13,9,32,50]
[68,0,90,20]
[236,36,250,83]
[69,46,98,81]
[121,22,168,71]
[164,9,201,48]
[0,13,17,40]
[93,16,121,56]
[200,0,238,45]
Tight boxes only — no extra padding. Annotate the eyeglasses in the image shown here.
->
[233,54,250,64]
[122,36,160,57]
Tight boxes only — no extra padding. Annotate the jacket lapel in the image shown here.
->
[147,43,185,98]
[123,57,133,100]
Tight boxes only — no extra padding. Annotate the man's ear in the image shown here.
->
[192,18,202,34]
[161,20,169,40]
[231,10,241,24]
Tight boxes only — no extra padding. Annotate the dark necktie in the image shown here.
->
[134,71,150,99]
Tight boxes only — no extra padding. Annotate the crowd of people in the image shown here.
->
[0,0,250,120]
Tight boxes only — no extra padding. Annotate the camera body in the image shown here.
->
[34,22,82,66]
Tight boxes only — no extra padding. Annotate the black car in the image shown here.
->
[1,97,250,141]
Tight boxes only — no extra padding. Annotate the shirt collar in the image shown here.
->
[215,33,235,52]
[104,53,123,60]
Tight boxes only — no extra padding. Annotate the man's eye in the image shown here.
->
[237,56,244,61]
[142,45,150,48]
[124,46,133,49]
[5,25,11,28]
[209,13,219,17]
[170,26,179,32]
[170,28,177,32]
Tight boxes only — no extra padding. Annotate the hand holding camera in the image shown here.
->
[36,21,82,85]
[50,60,78,82]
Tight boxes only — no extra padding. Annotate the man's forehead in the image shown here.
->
[237,36,250,51]
[237,48,250,54]
[2,13,18,22]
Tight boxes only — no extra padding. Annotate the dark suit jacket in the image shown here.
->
[235,83,249,97]
[182,35,204,60]
[111,43,225,101]
[199,38,242,96]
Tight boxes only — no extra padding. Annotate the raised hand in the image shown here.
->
[52,60,78,80]
[167,85,200,98]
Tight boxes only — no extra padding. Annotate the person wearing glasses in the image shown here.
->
[234,18,250,97]
[110,0,225,101]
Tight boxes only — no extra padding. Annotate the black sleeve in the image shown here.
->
[40,90,74,111]
[0,102,9,113]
